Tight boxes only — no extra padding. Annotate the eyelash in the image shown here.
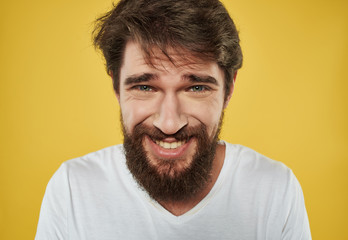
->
[188,85,210,92]
[131,85,211,93]
[132,85,154,91]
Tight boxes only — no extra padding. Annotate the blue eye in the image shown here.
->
[138,85,152,91]
[190,85,205,92]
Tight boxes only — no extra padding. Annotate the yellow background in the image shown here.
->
[1,0,347,239]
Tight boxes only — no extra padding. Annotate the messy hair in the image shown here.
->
[93,0,243,99]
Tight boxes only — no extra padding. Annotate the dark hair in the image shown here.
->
[93,0,243,99]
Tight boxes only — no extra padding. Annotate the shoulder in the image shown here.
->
[223,141,309,217]
[36,144,126,239]
[50,144,126,184]
[42,144,129,205]
[223,141,296,189]
[225,142,290,173]
[220,143,311,238]
[64,144,124,172]
[66,144,124,166]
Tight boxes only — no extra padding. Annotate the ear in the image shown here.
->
[223,71,237,109]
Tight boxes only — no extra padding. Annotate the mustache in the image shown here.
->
[131,123,207,142]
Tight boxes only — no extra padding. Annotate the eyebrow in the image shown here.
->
[124,73,219,86]
[124,73,157,85]
[184,74,219,86]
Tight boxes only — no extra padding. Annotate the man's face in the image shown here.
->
[117,41,230,201]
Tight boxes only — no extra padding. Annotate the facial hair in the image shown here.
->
[122,120,222,203]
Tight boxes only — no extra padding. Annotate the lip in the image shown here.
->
[144,135,194,159]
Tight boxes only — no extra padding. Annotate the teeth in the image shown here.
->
[155,140,185,149]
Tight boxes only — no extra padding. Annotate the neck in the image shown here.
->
[158,143,226,216]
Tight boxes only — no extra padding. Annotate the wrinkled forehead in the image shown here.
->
[128,40,217,71]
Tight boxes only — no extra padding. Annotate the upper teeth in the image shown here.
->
[155,140,185,149]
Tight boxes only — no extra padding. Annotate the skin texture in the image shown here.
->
[116,41,234,215]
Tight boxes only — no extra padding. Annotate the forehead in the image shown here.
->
[120,41,223,77]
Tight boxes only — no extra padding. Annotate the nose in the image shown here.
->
[153,93,187,135]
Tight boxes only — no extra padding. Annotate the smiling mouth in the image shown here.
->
[154,139,188,149]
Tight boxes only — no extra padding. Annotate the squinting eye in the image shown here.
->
[190,85,206,92]
[137,85,152,91]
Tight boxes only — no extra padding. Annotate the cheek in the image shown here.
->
[120,98,156,132]
[182,96,224,135]
[196,108,223,135]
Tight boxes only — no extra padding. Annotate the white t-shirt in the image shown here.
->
[36,142,311,239]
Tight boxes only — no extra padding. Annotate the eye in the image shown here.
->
[188,85,209,92]
[133,85,153,91]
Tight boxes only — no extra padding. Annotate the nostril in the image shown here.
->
[153,114,188,135]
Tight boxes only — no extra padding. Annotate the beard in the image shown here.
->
[122,119,222,203]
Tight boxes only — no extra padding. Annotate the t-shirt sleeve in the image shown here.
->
[281,171,312,240]
[35,163,69,240]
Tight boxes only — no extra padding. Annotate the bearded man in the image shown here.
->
[36,0,311,239]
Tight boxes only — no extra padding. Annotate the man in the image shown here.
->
[36,0,311,239]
